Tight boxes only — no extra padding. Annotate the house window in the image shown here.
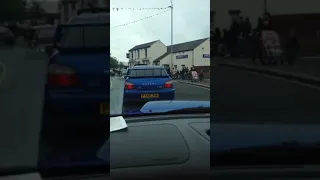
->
[145,48,148,57]
[143,60,149,65]
[137,50,140,59]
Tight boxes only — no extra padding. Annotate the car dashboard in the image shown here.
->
[5,114,209,180]
[110,114,210,179]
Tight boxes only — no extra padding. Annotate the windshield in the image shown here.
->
[128,68,169,78]
[110,0,211,116]
[57,24,109,49]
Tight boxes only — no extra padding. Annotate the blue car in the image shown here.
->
[42,8,109,130]
[123,65,175,104]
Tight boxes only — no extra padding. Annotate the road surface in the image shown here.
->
[0,43,47,168]
[110,76,211,115]
[211,66,320,123]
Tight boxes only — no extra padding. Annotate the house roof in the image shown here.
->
[129,40,158,51]
[168,38,208,53]
[27,0,59,13]
[154,38,209,62]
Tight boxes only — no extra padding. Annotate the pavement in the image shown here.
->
[110,76,210,115]
[175,79,210,88]
[217,57,320,87]
[211,66,320,123]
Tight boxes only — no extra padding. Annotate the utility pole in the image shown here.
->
[169,0,173,70]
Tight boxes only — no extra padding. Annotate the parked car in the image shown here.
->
[110,69,115,76]
[0,27,16,45]
[121,68,128,77]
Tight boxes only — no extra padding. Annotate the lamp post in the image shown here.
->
[169,0,173,70]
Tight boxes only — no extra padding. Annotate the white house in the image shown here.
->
[127,40,167,68]
[127,38,210,71]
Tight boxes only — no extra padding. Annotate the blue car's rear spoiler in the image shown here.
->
[123,109,143,115]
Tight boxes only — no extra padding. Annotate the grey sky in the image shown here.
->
[110,0,210,62]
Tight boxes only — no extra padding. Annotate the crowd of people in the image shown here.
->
[212,16,252,58]
[212,12,300,65]
[171,66,205,82]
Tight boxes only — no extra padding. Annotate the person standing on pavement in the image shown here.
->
[252,13,273,64]
[251,17,263,64]
[229,19,241,57]
[172,68,176,79]
[222,29,230,56]
[182,68,185,80]
[285,28,300,65]
[185,67,189,81]
[199,70,204,82]
[213,28,222,56]
[242,17,252,57]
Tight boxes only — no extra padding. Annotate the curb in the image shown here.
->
[219,63,320,87]
[176,80,210,88]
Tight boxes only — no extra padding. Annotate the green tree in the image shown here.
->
[26,0,46,19]
[110,56,118,69]
[119,62,125,69]
[0,0,25,21]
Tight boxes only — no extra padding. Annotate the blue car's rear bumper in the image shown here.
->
[123,89,174,104]
[42,91,109,130]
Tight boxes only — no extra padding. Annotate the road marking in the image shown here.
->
[0,61,6,85]
[246,71,320,91]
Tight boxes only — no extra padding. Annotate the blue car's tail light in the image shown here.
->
[164,80,173,88]
[47,64,80,87]
[124,82,135,90]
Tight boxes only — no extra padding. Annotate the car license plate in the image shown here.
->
[100,103,109,115]
[141,94,159,98]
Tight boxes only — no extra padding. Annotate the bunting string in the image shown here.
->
[111,7,170,11]
[111,9,170,28]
